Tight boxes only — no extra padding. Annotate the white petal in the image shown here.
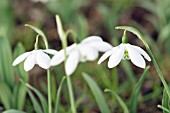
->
[127,46,146,68]
[43,49,58,55]
[98,48,115,64]
[89,42,113,52]
[36,51,51,69]
[108,46,124,68]
[56,15,65,39]
[128,44,151,61]
[13,51,32,66]
[50,50,65,66]
[65,50,80,76]
[66,43,77,54]
[79,45,99,61]
[81,36,103,44]
[24,53,36,71]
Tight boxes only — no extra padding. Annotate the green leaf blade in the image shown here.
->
[82,72,110,113]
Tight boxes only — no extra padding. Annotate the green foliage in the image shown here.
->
[130,66,150,113]
[0,36,28,111]
[3,109,26,113]
[82,72,111,113]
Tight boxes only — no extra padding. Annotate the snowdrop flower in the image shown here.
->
[51,36,112,76]
[13,49,58,71]
[98,31,151,69]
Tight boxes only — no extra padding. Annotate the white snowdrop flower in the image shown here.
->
[98,43,151,69]
[51,36,112,76]
[13,49,58,71]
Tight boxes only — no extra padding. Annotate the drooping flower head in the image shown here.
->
[98,31,151,69]
[51,36,112,76]
[13,49,58,71]
[13,24,58,71]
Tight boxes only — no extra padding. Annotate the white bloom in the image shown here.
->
[98,43,151,69]
[51,36,112,76]
[13,49,58,71]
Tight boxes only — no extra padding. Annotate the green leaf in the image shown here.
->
[104,89,129,113]
[130,66,150,113]
[0,36,15,88]
[28,90,43,113]
[158,105,170,113]
[82,72,111,113]
[13,43,28,82]
[0,82,12,109]
[23,81,48,113]
[55,76,66,113]
[16,83,27,110]
[3,109,26,113]
[162,89,170,113]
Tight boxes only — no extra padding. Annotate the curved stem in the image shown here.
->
[146,47,170,98]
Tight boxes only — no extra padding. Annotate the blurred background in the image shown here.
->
[1,0,170,113]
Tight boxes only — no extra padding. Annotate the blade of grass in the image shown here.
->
[54,76,66,113]
[130,66,150,113]
[104,89,129,113]
[158,105,170,113]
[2,109,26,113]
[28,90,43,113]
[0,82,12,109]
[82,72,111,113]
[162,88,170,113]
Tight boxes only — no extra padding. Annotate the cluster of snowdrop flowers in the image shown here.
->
[98,31,151,68]
[51,36,112,76]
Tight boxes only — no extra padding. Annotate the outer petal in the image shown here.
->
[108,46,124,68]
[127,45,146,68]
[65,50,80,76]
[36,51,51,69]
[79,45,98,61]
[98,48,116,64]
[81,36,103,44]
[24,53,36,71]
[43,49,58,55]
[128,44,151,61]
[89,42,113,52]
[13,51,32,66]
[50,50,65,66]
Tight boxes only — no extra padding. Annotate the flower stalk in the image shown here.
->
[56,15,77,113]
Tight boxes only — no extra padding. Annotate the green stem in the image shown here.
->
[146,47,170,98]
[47,69,52,113]
[66,76,77,113]
[62,34,77,113]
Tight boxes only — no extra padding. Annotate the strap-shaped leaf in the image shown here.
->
[82,72,110,113]
[105,89,129,113]
[0,36,15,88]
[3,109,26,113]
[162,89,170,113]
[0,82,12,109]
[55,76,66,113]
[130,66,150,113]
[28,90,43,113]
[13,43,28,82]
